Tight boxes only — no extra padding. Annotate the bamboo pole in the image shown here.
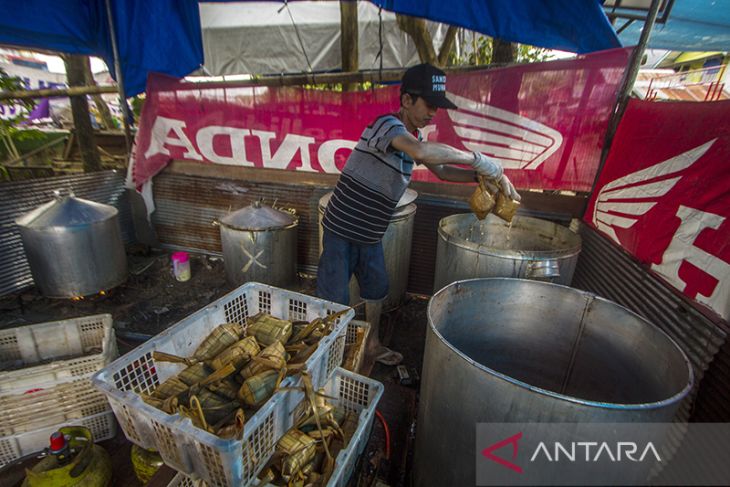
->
[0,85,118,101]
[0,65,494,102]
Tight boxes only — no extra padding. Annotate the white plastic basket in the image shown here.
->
[343,320,371,373]
[0,409,117,467]
[0,314,117,437]
[92,282,353,487]
[166,368,383,487]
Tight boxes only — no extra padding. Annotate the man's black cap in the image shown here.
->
[400,63,458,109]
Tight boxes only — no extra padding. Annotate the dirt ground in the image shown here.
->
[0,249,235,336]
[1,248,428,487]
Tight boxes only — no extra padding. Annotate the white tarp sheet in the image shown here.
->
[200,1,451,75]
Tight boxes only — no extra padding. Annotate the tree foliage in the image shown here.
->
[449,35,550,66]
[0,67,36,136]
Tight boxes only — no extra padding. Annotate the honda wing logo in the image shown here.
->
[447,93,563,170]
[592,139,716,245]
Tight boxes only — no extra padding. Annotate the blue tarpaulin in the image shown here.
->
[0,0,622,97]
[0,0,203,97]
[370,0,622,54]
[618,0,730,51]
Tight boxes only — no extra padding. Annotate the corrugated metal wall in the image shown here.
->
[0,170,133,297]
[572,224,728,422]
[152,172,331,274]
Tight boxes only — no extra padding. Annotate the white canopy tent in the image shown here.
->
[200,1,454,76]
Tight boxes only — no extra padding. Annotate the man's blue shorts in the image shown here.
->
[316,229,389,305]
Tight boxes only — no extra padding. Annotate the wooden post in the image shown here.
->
[492,38,516,64]
[437,26,459,67]
[63,55,102,173]
[396,15,458,68]
[83,57,116,130]
[340,1,359,92]
[396,14,437,65]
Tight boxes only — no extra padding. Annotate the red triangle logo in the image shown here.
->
[481,432,524,473]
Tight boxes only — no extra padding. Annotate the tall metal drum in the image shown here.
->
[433,213,582,292]
[318,189,417,310]
[15,193,127,298]
[414,278,693,487]
[218,201,298,288]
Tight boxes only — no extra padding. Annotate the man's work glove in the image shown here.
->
[497,174,521,202]
[471,152,503,179]
[472,152,521,202]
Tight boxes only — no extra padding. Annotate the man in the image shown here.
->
[317,63,520,365]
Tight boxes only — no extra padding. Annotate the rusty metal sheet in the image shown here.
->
[0,170,132,297]
[151,173,326,272]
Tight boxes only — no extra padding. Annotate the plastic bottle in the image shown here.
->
[171,251,191,282]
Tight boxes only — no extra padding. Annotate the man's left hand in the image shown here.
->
[498,174,521,202]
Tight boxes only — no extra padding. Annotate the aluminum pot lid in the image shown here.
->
[219,201,297,231]
[15,193,118,229]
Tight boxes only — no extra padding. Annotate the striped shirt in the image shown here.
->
[323,114,419,244]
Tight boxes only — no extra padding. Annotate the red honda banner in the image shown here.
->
[585,99,730,321]
[131,49,629,191]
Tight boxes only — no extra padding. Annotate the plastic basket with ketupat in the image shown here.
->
[92,282,353,487]
[167,368,383,487]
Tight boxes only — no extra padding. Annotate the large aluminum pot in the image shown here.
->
[433,213,581,292]
[414,278,693,487]
[218,201,297,287]
[15,192,127,297]
[318,189,417,310]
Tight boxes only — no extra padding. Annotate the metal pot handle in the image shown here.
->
[527,259,560,281]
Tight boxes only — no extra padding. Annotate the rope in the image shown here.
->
[377,7,384,85]
[281,0,314,74]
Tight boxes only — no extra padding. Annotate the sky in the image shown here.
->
[37,54,108,74]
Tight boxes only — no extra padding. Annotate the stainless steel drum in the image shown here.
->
[433,213,582,292]
[318,189,417,310]
[414,278,694,487]
[218,201,298,287]
[15,192,127,298]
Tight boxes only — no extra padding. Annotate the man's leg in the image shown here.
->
[316,230,352,305]
[355,242,402,366]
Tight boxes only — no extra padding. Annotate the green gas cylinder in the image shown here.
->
[130,445,163,484]
[22,426,112,487]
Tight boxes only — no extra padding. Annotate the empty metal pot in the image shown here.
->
[218,201,298,287]
[318,189,417,310]
[15,192,127,298]
[414,278,693,487]
[433,213,582,292]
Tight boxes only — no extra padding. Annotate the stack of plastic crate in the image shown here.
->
[0,314,118,466]
[93,282,355,487]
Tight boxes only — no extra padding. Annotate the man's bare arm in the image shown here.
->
[390,133,521,201]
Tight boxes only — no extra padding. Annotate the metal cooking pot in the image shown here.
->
[433,213,582,291]
[218,201,298,287]
[15,191,127,298]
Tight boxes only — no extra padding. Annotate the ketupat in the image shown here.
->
[239,341,287,379]
[210,336,260,370]
[193,322,242,361]
[237,369,282,408]
[278,429,317,482]
[246,313,292,346]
